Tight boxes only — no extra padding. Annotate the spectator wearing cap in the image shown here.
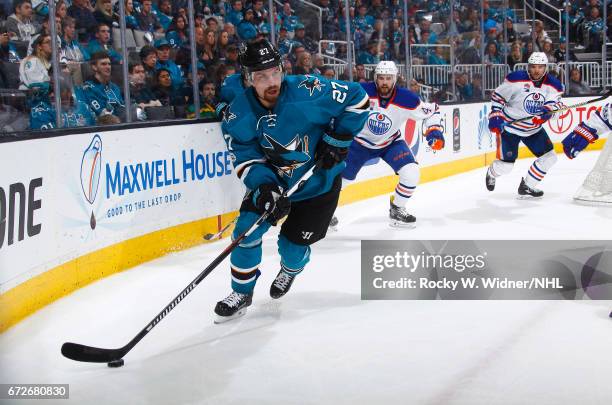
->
[61,16,89,62]
[155,38,184,91]
[554,36,577,62]
[280,2,299,33]
[294,23,317,54]
[226,1,244,27]
[237,8,258,40]
[76,51,125,120]
[137,0,163,33]
[166,15,188,48]
[87,23,123,64]
[140,46,158,85]
[368,0,385,19]
[67,0,97,35]
[7,0,40,42]
[129,62,161,109]
[157,0,173,32]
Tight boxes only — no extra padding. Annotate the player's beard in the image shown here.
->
[260,86,280,104]
[378,84,393,98]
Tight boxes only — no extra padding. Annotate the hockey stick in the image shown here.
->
[61,161,322,365]
[508,90,612,125]
[203,218,238,240]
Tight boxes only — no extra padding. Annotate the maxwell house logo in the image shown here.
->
[367,112,392,136]
[523,93,545,115]
[81,135,102,205]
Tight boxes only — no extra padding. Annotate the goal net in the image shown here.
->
[574,137,612,205]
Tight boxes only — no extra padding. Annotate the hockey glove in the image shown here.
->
[488,110,506,136]
[425,127,445,151]
[562,124,599,159]
[316,133,353,170]
[252,183,291,225]
[533,103,563,125]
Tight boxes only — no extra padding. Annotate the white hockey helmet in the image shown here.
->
[527,52,548,66]
[374,61,398,84]
[527,52,548,81]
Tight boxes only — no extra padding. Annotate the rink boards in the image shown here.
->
[0,96,608,332]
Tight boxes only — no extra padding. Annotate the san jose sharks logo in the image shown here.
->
[223,106,237,123]
[262,133,311,178]
[298,75,325,96]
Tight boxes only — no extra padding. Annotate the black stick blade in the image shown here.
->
[61,342,124,363]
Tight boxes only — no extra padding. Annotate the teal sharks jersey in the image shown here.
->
[221,75,369,202]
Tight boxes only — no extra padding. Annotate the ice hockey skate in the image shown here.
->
[485,167,496,191]
[518,178,544,198]
[214,291,253,324]
[389,196,416,228]
[328,215,339,232]
[270,269,297,299]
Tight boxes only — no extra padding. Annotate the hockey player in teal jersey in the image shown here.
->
[214,39,369,322]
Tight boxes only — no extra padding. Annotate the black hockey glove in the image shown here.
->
[252,183,291,225]
[316,137,351,170]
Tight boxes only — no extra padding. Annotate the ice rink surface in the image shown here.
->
[1,151,611,405]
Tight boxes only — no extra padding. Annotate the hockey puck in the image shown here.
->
[107,359,124,368]
[609,311,612,318]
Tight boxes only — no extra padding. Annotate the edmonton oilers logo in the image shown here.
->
[80,135,102,229]
[523,93,545,115]
[367,112,392,136]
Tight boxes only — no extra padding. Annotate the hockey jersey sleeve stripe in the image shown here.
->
[235,158,267,179]
[346,93,370,113]
[491,92,507,104]
[323,133,353,148]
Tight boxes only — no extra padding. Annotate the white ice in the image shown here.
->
[1,151,611,405]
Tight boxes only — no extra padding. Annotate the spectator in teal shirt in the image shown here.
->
[86,23,123,64]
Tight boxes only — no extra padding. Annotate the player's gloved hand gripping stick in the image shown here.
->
[61,160,323,367]
[508,90,612,126]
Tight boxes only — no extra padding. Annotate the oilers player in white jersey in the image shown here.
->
[486,52,565,197]
[338,61,444,227]
[562,102,611,159]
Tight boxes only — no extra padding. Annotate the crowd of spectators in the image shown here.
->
[0,0,611,132]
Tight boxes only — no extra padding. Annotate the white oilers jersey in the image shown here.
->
[355,82,442,149]
[490,70,564,137]
[580,102,612,136]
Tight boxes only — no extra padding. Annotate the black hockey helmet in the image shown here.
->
[239,39,282,75]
